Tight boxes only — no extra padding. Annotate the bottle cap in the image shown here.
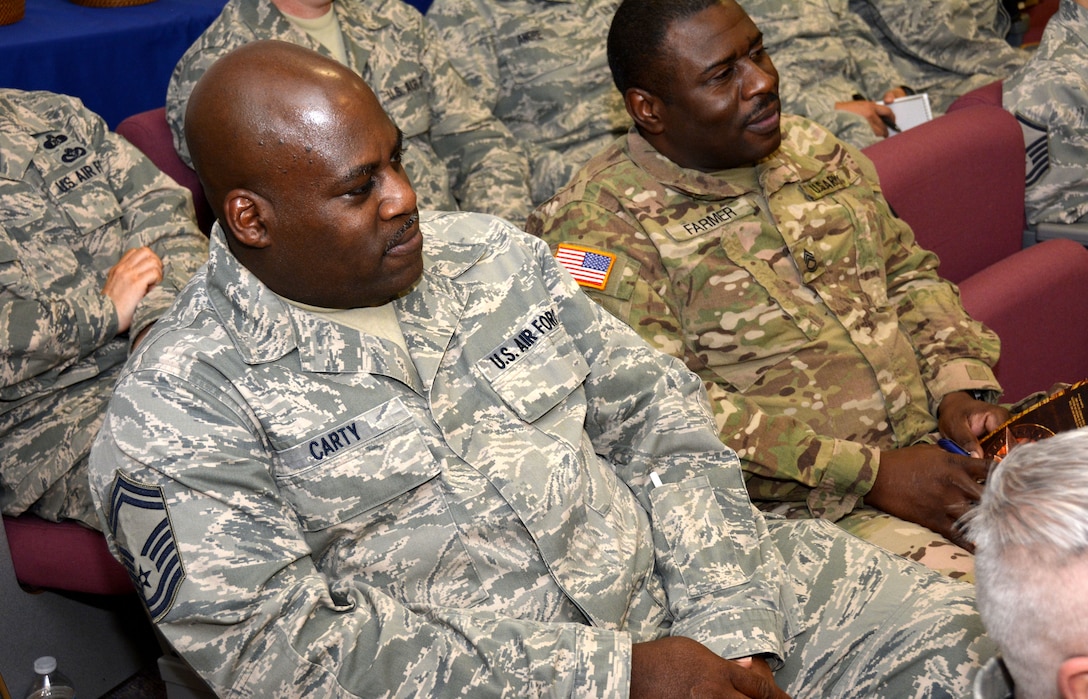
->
[34,656,57,674]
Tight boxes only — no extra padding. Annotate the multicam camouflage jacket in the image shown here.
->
[528,116,1001,522]
[1003,0,1088,226]
[89,212,798,696]
[0,89,207,524]
[427,0,630,204]
[166,0,532,222]
[849,0,1028,112]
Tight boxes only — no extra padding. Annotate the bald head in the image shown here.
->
[182,40,422,309]
[184,40,384,221]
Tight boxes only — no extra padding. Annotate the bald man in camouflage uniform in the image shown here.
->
[90,40,996,698]
[0,89,207,528]
[1003,0,1088,227]
[531,0,1009,582]
[849,0,1027,112]
[426,0,630,204]
[167,0,532,223]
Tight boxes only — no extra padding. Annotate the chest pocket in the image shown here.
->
[376,69,430,139]
[478,322,590,424]
[272,398,442,533]
[496,25,578,87]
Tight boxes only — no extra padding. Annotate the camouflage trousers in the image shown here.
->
[0,370,116,529]
[768,518,995,698]
[837,506,975,583]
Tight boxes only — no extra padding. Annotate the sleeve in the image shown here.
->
[852,148,1001,410]
[838,9,911,100]
[529,198,881,520]
[90,363,634,698]
[0,101,203,391]
[101,131,208,342]
[426,0,578,205]
[528,231,797,664]
[166,25,243,168]
[418,15,534,222]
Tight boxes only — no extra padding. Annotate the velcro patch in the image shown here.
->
[555,244,615,290]
[107,473,185,622]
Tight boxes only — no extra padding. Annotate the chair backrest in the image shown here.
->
[946,79,1003,113]
[116,107,215,235]
[862,104,1025,284]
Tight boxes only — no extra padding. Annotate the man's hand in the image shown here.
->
[835,99,897,137]
[101,246,163,334]
[937,391,1011,458]
[866,444,990,551]
[631,637,792,699]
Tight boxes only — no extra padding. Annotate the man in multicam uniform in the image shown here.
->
[0,89,207,528]
[849,0,1027,112]
[166,0,533,223]
[426,0,630,204]
[1003,0,1088,228]
[529,0,1010,583]
[964,428,1088,699]
[88,40,997,698]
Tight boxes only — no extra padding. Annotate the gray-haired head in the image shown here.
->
[964,426,1088,699]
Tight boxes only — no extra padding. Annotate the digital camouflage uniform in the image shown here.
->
[741,0,911,149]
[528,116,1002,581]
[849,0,1028,112]
[166,0,532,223]
[89,211,994,696]
[0,89,207,528]
[1003,0,1088,226]
[426,0,630,204]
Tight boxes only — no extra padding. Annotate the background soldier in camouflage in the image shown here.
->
[1003,0,1088,227]
[964,427,1088,699]
[529,0,1010,582]
[167,0,533,223]
[90,41,997,697]
[426,0,630,204]
[849,0,1028,112]
[0,89,207,528]
[738,0,912,148]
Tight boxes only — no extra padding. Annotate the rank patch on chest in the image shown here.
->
[555,243,615,290]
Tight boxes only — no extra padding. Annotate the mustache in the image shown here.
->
[385,213,419,252]
[745,93,780,124]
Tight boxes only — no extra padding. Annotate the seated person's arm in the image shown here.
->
[419,18,533,222]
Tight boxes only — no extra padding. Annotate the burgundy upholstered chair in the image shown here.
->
[862,103,1088,402]
[116,106,215,236]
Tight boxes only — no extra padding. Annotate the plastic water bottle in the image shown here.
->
[24,657,75,699]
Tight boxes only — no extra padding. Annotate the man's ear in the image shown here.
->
[223,189,272,250]
[625,88,665,136]
[1058,656,1088,699]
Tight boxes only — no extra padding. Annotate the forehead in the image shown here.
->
[665,2,759,65]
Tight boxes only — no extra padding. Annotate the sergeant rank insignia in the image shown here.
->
[106,473,185,621]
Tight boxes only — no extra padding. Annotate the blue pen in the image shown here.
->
[937,438,971,457]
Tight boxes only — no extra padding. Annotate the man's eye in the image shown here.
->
[350,181,375,197]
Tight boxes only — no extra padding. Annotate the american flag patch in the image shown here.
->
[555,244,616,290]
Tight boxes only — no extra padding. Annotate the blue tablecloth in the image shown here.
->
[0,0,228,127]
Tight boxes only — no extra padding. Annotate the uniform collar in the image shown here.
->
[205,216,487,385]
[623,115,838,200]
